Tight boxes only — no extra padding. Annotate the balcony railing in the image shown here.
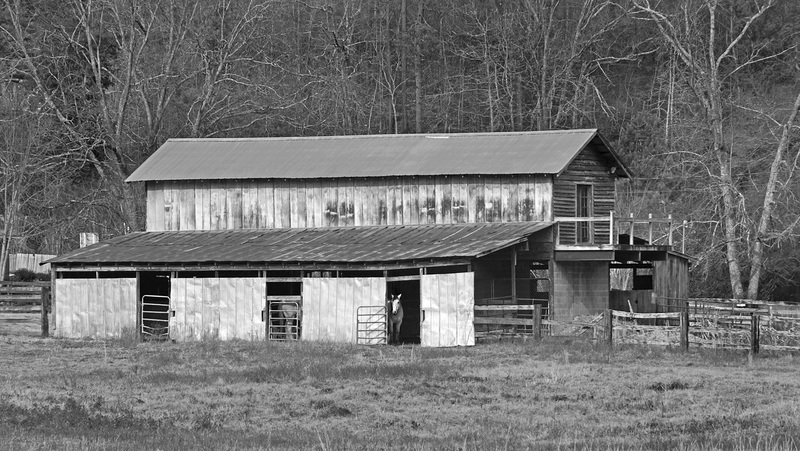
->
[554,212,688,253]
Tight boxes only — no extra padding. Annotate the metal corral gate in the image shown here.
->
[356,305,387,345]
[141,295,170,340]
[269,301,300,341]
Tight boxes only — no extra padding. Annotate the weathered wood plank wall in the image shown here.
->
[301,277,386,343]
[553,143,616,244]
[54,278,137,338]
[169,277,267,341]
[146,175,553,231]
[421,272,475,347]
[654,254,689,301]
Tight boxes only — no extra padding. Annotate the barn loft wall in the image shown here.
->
[146,174,554,231]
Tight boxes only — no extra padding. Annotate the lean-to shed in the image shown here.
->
[47,129,690,345]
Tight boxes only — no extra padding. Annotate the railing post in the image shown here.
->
[554,220,560,246]
[605,309,614,348]
[648,213,654,244]
[609,211,615,245]
[750,313,760,356]
[40,286,50,338]
[533,304,542,340]
[682,220,688,254]
[680,301,689,351]
[668,214,674,246]
[628,213,634,245]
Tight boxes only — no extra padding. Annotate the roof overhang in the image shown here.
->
[48,222,554,270]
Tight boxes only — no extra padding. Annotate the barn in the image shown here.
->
[47,129,690,346]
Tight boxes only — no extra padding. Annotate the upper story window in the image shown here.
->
[576,184,593,243]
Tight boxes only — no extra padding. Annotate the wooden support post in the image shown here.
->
[668,214,674,246]
[679,303,689,351]
[511,249,517,303]
[533,304,542,340]
[682,220,688,254]
[609,211,615,245]
[554,221,560,246]
[40,286,50,338]
[628,213,634,245]
[750,313,760,356]
[605,309,613,348]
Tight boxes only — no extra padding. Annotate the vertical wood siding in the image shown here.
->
[54,278,137,339]
[147,175,553,231]
[552,144,616,244]
[169,277,267,341]
[301,277,386,343]
[654,254,689,301]
[420,272,475,347]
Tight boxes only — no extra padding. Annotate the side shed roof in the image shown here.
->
[126,129,631,182]
[48,222,552,267]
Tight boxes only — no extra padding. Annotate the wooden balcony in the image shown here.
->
[553,213,688,262]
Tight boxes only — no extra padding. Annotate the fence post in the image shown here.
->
[40,286,50,338]
[679,303,689,351]
[750,313,760,356]
[533,304,542,340]
[605,309,613,348]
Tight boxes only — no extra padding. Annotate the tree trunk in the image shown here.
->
[414,0,423,133]
[747,93,800,299]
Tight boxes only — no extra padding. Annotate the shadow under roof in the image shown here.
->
[48,222,553,267]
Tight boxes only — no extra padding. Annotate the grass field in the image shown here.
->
[1,322,800,450]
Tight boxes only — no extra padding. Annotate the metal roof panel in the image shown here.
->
[48,222,552,266]
[126,130,624,182]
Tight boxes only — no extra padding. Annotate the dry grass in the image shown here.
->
[0,331,799,450]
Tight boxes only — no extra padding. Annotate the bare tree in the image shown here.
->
[0,84,73,278]
[630,0,800,299]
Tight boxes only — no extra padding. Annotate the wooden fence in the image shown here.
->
[8,253,55,274]
[607,298,800,353]
[474,298,547,340]
[474,295,800,353]
[0,281,51,337]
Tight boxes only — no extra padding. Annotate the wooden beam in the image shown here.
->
[474,317,535,326]
[474,305,538,311]
[53,259,474,273]
[554,250,614,261]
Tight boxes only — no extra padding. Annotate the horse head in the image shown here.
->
[389,293,402,315]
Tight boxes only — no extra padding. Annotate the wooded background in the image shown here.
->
[1,0,798,302]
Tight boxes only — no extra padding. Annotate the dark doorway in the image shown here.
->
[387,280,421,344]
[139,272,171,340]
[267,281,302,341]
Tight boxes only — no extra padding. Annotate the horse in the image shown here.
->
[274,302,299,340]
[387,294,403,345]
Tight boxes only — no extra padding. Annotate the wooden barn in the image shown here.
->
[47,129,690,346]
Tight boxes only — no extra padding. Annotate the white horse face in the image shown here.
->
[389,294,402,314]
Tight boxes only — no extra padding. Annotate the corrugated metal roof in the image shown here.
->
[126,129,630,182]
[48,222,552,266]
